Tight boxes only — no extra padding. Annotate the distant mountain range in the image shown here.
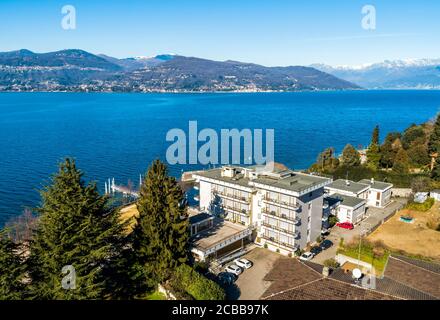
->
[312,59,440,89]
[0,49,359,92]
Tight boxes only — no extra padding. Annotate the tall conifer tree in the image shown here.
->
[366,125,381,169]
[428,113,440,155]
[0,232,27,300]
[131,160,189,292]
[29,158,127,299]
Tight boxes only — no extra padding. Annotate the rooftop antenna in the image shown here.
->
[345,171,350,185]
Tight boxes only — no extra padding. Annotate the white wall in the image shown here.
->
[199,180,212,211]
[337,203,366,224]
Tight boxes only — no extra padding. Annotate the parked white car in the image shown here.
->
[299,252,314,261]
[234,258,253,269]
[225,264,243,276]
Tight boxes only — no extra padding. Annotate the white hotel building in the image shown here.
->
[192,165,332,255]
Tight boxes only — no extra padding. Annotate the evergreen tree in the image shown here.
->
[431,155,440,181]
[341,144,361,167]
[366,125,381,169]
[131,160,189,293]
[428,113,440,155]
[371,125,379,145]
[0,232,27,300]
[28,158,128,299]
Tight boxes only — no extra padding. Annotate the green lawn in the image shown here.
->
[337,244,390,275]
[145,291,166,300]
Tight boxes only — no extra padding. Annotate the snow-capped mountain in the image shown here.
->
[311,58,440,89]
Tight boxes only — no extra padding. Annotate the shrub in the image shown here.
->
[406,197,434,212]
[339,237,344,248]
[329,216,338,228]
[193,261,209,273]
[264,243,268,249]
[171,264,225,300]
[323,258,340,269]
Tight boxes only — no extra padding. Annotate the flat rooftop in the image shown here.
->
[252,172,331,193]
[329,193,366,208]
[358,179,393,191]
[195,167,331,193]
[194,169,252,188]
[191,218,248,251]
[326,179,369,194]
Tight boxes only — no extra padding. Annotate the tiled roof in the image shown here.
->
[264,278,398,300]
[261,258,321,299]
[329,269,437,300]
[261,255,440,300]
[261,258,398,300]
[383,256,440,299]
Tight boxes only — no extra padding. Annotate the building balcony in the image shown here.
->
[213,190,251,204]
[223,205,250,217]
[262,196,301,210]
[261,235,299,251]
[261,208,300,225]
[261,223,300,238]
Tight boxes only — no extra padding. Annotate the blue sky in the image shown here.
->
[0,0,439,66]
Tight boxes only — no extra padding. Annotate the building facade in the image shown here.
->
[326,178,393,209]
[193,165,332,255]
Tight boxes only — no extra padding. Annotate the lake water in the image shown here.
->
[1,90,440,226]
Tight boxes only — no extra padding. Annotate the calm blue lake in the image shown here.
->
[1,90,440,226]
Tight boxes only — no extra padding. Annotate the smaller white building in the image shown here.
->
[358,179,393,208]
[326,178,393,208]
[325,179,370,200]
[327,193,367,224]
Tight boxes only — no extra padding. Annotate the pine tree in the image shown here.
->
[366,126,381,169]
[341,144,361,167]
[371,125,379,145]
[431,155,440,181]
[428,113,440,155]
[131,160,189,293]
[0,232,27,300]
[28,158,128,299]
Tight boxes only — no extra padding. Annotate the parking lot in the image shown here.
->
[224,247,280,300]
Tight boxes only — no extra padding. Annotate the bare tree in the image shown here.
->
[4,208,39,243]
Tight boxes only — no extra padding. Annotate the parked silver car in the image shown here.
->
[225,264,243,276]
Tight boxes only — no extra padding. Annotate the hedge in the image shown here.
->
[171,264,226,300]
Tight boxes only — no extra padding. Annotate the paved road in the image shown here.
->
[313,198,408,264]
